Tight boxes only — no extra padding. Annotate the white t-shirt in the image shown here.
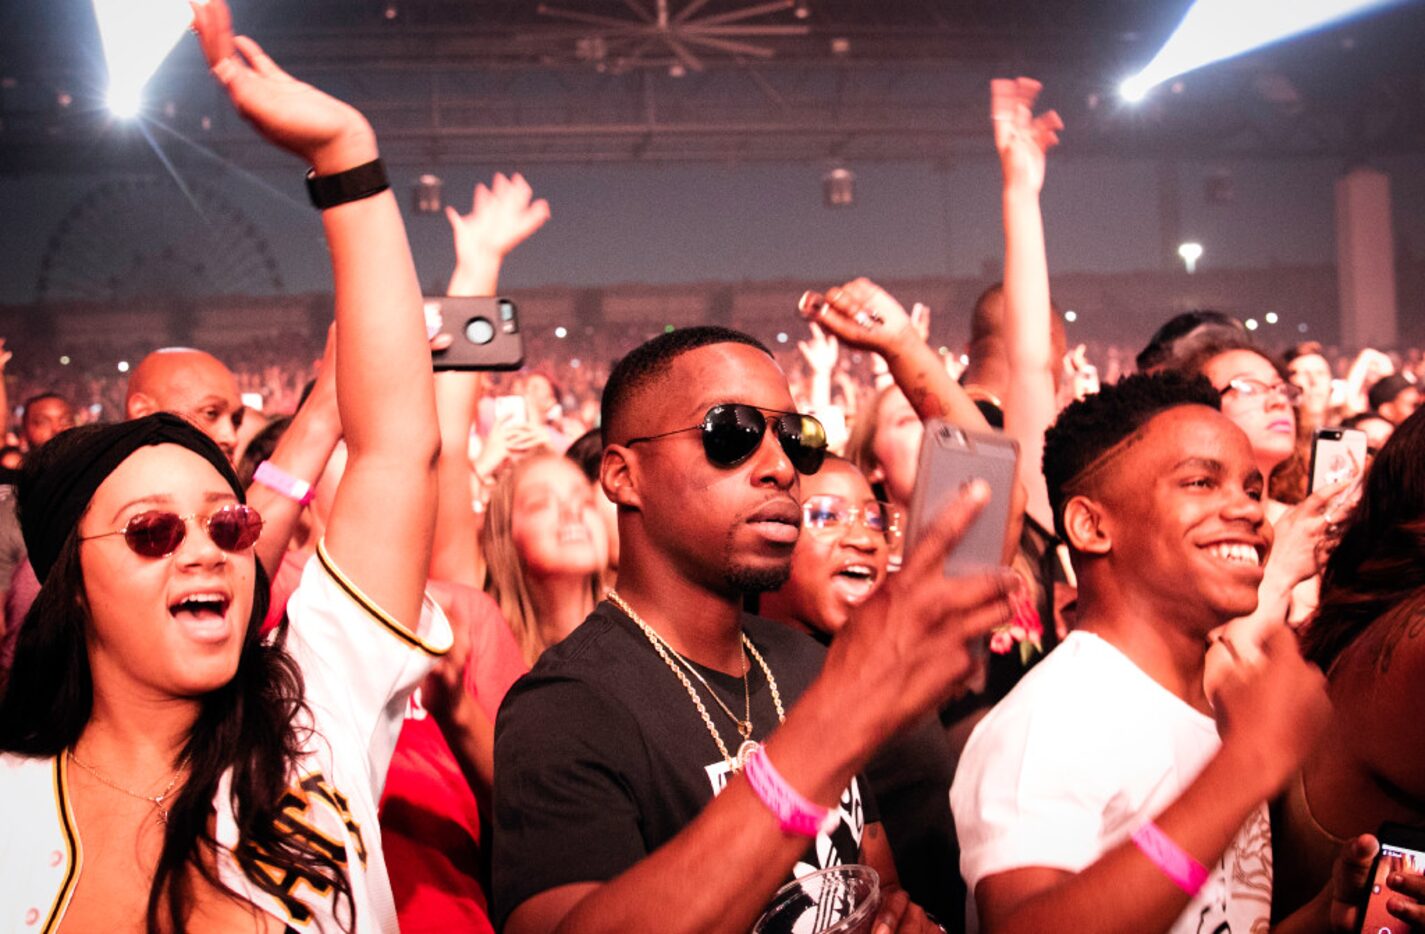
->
[0,542,451,933]
[950,631,1272,934]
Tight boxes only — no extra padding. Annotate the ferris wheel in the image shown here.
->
[36,176,284,303]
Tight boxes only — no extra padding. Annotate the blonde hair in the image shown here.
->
[479,450,605,665]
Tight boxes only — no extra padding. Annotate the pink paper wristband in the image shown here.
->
[1131,821,1209,896]
[254,460,315,506]
[743,745,836,839]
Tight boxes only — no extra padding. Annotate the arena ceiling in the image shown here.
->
[2,0,1424,171]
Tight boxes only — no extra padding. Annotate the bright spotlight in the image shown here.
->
[1245,318,1259,331]
[117,360,130,373]
[1120,0,1401,102]
[1178,241,1204,273]
[1119,77,1149,103]
[554,326,568,339]
[93,0,192,119]
[1064,310,1079,323]
[1265,311,1279,324]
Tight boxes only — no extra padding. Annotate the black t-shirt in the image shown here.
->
[491,601,875,930]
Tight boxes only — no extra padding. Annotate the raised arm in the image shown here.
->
[247,326,340,579]
[430,174,550,587]
[803,279,992,432]
[195,0,435,626]
[994,77,1063,532]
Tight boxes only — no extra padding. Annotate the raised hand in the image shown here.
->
[796,322,839,376]
[825,482,1021,740]
[990,77,1063,195]
[191,0,374,172]
[445,173,551,268]
[799,278,918,360]
[1210,627,1330,795]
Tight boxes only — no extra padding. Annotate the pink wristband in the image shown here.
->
[743,745,837,839]
[1131,821,1209,896]
[254,461,315,506]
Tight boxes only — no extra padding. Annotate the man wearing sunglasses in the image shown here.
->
[493,326,1018,933]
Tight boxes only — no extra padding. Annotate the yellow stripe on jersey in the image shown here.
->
[315,539,448,657]
[42,755,83,934]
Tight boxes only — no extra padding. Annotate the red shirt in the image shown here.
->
[269,552,527,932]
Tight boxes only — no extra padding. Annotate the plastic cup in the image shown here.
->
[752,864,881,934]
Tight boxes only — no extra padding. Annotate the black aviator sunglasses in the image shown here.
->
[625,403,828,475]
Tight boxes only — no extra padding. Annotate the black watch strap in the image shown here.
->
[305,158,390,210]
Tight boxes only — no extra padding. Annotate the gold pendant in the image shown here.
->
[736,740,760,771]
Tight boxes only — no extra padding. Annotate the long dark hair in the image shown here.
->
[1302,405,1425,670]
[0,469,353,932]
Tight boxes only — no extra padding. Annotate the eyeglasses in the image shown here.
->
[802,494,900,544]
[80,504,264,559]
[626,403,827,476]
[1220,378,1304,406]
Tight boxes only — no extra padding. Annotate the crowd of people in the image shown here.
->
[0,5,1422,933]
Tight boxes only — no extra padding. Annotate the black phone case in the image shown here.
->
[427,296,525,371]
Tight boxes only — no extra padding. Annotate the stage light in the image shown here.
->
[1245,318,1259,331]
[776,332,789,344]
[1064,310,1078,323]
[117,360,130,373]
[1298,323,1310,333]
[93,0,191,119]
[59,356,71,366]
[554,326,568,339]
[1120,0,1401,102]
[1178,241,1204,273]
[1119,77,1149,103]
[1265,311,1279,324]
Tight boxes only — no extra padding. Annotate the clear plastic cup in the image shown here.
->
[753,864,881,934]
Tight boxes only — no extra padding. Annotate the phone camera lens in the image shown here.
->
[464,317,495,345]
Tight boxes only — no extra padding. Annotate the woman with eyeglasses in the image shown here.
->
[1172,338,1352,685]
[758,455,963,927]
[0,3,449,931]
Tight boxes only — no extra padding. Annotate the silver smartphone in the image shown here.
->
[904,421,1019,577]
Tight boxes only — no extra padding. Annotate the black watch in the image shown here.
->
[305,158,390,210]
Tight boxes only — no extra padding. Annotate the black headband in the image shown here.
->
[18,413,244,583]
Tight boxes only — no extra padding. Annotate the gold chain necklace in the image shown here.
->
[68,749,181,825]
[608,590,785,772]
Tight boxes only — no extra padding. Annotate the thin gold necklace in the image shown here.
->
[68,749,181,825]
[608,590,785,772]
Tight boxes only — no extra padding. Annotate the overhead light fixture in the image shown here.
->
[823,167,855,208]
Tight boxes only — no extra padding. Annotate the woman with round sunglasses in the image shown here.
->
[0,3,449,931]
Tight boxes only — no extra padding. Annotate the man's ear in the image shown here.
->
[126,392,157,420]
[600,444,642,511]
[1063,495,1112,556]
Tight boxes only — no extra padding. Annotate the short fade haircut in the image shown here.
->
[21,393,69,421]
[1043,371,1221,542]
[601,326,773,443]
[1135,310,1245,373]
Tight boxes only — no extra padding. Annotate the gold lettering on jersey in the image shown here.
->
[235,770,368,923]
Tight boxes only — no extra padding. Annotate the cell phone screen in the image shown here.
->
[1358,841,1425,934]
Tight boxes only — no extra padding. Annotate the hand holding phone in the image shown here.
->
[1355,824,1425,934]
[905,422,1018,577]
[1310,427,1367,495]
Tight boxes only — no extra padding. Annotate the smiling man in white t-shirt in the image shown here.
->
[952,371,1343,933]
